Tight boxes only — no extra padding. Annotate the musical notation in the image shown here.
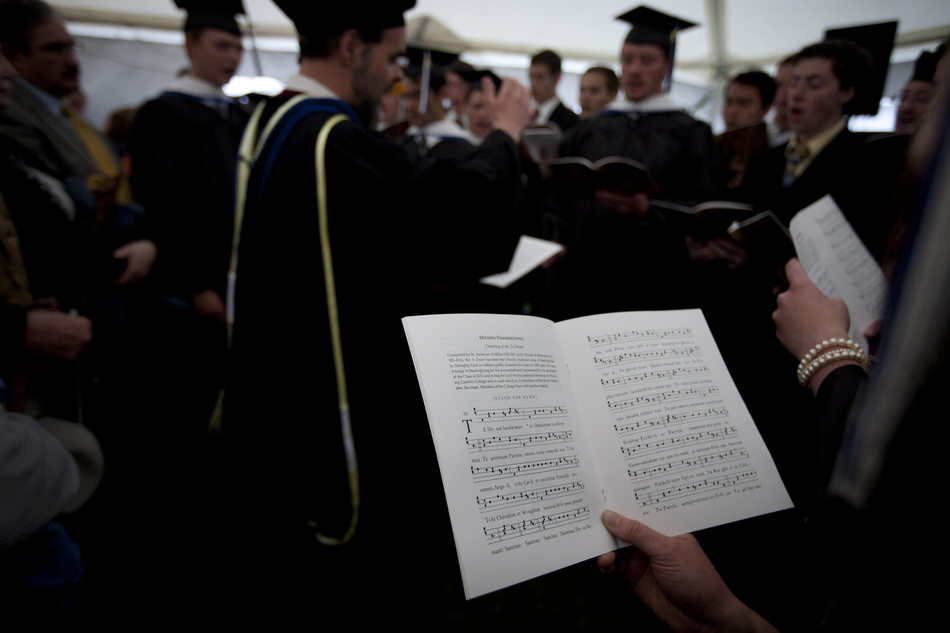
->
[466,430,573,453]
[606,386,720,412]
[634,470,759,507]
[588,328,692,347]
[628,448,748,479]
[614,408,729,436]
[593,346,701,368]
[620,427,737,459]
[471,456,579,483]
[476,481,585,511]
[483,506,590,542]
[600,365,709,390]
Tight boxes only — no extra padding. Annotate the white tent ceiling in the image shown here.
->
[53,0,950,70]
[49,0,950,129]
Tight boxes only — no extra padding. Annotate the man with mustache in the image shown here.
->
[0,0,156,286]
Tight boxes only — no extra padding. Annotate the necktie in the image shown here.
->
[61,103,133,205]
[783,144,810,188]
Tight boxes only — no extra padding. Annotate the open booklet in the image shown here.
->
[403,309,792,599]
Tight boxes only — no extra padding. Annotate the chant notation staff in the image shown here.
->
[614,407,730,436]
[466,430,573,453]
[465,405,568,425]
[606,386,720,412]
[593,345,702,368]
[587,328,693,347]
[628,448,749,480]
[620,426,737,459]
[483,506,590,542]
[600,365,709,390]
[475,481,585,511]
[471,455,579,483]
[633,469,759,507]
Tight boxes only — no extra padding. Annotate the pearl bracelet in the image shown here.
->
[797,338,868,388]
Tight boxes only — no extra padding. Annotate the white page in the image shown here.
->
[789,195,889,352]
[556,310,793,536]
[403,314,619,600]
[479,235,566,289]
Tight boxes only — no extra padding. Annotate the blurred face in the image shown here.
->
[723,82,767,130]
[579,71,616,119]
[895,79,934,134]
[529,63,557,103]
[186,28,243,87]
[352,27,406,119]
[8,16,79,98]
[620,43,666,102]
[0,51,15,110]
[466,90,492,138]
[445,71,469,113]
[403,76,441,127]
[788,57,854,142]
[772,62,793,128]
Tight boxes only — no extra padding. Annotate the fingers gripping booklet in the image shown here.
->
[402,310,792,599]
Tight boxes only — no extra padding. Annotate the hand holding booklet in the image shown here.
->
[403,309,792,599]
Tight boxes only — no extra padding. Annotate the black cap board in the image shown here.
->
[824,21,897,116]
[616,5,697,56]
[273,0,416,42]
[911,50,938,83]
[173,0,244,36]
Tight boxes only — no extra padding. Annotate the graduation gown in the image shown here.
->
[222,87,524,612]
[129,84,249,300]
[546,96,725,319]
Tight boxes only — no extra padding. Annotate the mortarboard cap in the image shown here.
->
[616,5,697,57]
[273,0,416,42]
[824,21,897,116]
[173,0,244,37]
[910,50,938,83]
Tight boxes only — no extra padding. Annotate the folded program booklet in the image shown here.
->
[403,309,793,599]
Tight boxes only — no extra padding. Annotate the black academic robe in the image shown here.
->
[221,95,524,616]
[741,128,893,261]
[546,109,725,319]
[129,93,249,300]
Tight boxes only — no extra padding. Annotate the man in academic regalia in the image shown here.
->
[220,0,531,622]
[546,5,724,320]
[129,0,248,327]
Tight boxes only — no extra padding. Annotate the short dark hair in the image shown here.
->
[584,66,619,94]
[405,67,446,93]
[298,26,385,62]
[0,0,57,53]
[796,39,874,115]
[727,70,777,109]
[531,50,561,76]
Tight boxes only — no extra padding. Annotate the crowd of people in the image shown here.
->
[1,0,946,629]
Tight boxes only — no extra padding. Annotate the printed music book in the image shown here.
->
[402,309,792,599]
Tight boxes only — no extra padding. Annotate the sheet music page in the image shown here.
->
[789,195,889,352]
[556,310,793,536]
[403,314,618,600]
